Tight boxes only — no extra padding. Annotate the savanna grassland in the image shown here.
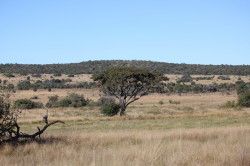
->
[0,74,250,166]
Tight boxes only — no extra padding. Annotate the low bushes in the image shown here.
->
[17,79,97,90]
[169,100,180,104]
[236,81,250,107]
[238,92,250,107]
[46,93,89,108]
[13,99,43,109]
[221,81,250,108]
[177,74,193,83]
[3,73,15,78]
[218,75,230,80]
[98,96,120,116]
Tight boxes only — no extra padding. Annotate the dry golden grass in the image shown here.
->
[0,127,249,166]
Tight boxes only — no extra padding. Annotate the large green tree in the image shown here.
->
[93,67,164,116]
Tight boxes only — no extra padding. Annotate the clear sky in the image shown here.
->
[0,0,249,65]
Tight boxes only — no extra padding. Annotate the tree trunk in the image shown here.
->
[119,97,126,116]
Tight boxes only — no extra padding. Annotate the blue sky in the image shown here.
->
[0,0,249,65]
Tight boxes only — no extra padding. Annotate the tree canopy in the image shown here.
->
[93,67,164,115]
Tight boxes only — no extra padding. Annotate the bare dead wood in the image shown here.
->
[2,120,64,143]
[18,120,65,140]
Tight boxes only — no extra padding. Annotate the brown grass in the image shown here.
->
[0,127,249,166]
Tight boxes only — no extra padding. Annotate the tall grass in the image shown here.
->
[0,127,249,166]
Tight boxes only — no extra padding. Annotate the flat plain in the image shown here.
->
[0,74,250,166]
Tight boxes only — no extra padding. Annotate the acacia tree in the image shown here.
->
[93,67,164,116]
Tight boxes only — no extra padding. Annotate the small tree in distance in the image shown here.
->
[93,67,164,116]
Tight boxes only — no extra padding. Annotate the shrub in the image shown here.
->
[169,100,180,104]
[67,74,75,77]
[58,98,72,107]
[3,80,7,85]
[238,92,250,107]
[3,73,15,78]
[101,103,120,116]
[46,95,59,108]
[218,75,230,80]
[67,93,88,107]
[235,81,249,95]
[7,84,15,90]
[222,100,237,108]
[177,73,193,83]
[46,93,88,108]
[17,80,31,90]
[30,96,39,100]
[53,73,62,77]
[158,100,164,105]
[13,99,43,109]
[33,87,38,92]
[99,97,120,116]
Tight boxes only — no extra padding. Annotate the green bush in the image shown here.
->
[169,99,180,104]
[99,96,120,116]
[238,92,250,107]
[101,103,120,116]
[3,73,15,78]
[46,93,88,108]
[17,80,31,90]
[64,93,88,107]
[13,99,43,109]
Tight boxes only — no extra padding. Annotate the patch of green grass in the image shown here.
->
[19,114,250,133]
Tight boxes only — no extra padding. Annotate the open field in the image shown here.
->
[0,86,250,165]
[0,73,250,166]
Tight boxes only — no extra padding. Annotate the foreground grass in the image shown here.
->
[19,111,250,133]
[0,127,249,166]
[1,92,250,165]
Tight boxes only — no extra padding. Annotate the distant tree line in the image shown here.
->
[17,79,97,90]
[0,60,249,75]
[151,82,243,94]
